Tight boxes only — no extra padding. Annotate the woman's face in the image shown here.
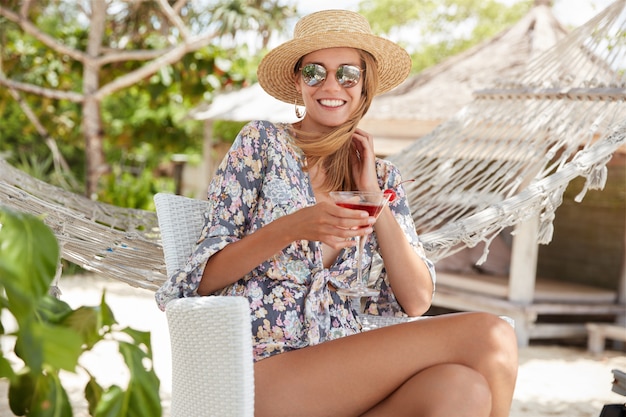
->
[295,47,363,133]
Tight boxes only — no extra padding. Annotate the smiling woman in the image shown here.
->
[155,9,518,417]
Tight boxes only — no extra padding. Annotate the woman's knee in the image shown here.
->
[476,312,517,346]
[419,364,492,417]
[450,364,493,415]
[469,312,519,376]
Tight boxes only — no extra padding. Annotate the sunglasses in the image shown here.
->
[300,63,364,88]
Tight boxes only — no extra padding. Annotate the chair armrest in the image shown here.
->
[166,296,254,417]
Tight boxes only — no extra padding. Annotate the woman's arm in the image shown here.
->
[198,201,375,295]
[350,128,434,316]
[372,205,434,316]
[198,213,294,295]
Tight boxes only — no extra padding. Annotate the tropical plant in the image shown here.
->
[0,206,162,416]
[0,0,293,197]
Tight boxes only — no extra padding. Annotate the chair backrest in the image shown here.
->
[154,192,210,276]
[154,192,255,417]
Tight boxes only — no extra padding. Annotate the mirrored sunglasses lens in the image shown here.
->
[302,64,326,86]
[336,65,361,87]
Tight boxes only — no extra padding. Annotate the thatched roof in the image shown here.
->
[363,2,569,123]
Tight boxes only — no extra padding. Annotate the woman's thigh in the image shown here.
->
[362,363,492,417]
[253,311,517,417]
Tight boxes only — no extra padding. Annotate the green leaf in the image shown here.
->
[8,371,35,416]
[0,207,59,318]
[15,321,83,373]
[122,327,153,357]
[93,385,126,417]
[14,318,45,373]
[98,292,117,329]
[29,372,73,417]
[36,294,74,324]
[118,341,162,417]
[0,355,17,382]
[85,375,104,416]
[62,305,103,349]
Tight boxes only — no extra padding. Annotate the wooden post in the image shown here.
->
[614,200,626,349]
[198,119,215,199]
[509,214,540,303]
[617,202,626,312]
[508,214,540,346]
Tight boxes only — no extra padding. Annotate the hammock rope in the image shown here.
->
[389,0,626,262]
[0,0,624,290]
[0,160,165,290]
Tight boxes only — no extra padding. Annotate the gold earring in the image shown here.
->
[294,100,305,118]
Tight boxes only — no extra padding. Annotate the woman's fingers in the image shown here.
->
[295,202,374,247]
[351,129,380,191]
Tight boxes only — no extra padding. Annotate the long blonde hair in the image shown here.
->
[291,50,380,192]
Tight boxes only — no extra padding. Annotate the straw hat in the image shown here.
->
[257,10,412,106]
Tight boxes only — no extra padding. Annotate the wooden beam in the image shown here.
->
[508,215,540,304]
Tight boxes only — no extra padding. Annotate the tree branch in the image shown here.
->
[0,76,84,102]
[157,0,190,41]
[19,0,32,17]
[0,5,87,63]
[94,33,217,99]
[171,0,187,16]
[6,86,79,190]
[96,48,173,66]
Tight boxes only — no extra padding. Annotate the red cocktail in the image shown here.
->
[329,191,391,297]
[335,202,384,217]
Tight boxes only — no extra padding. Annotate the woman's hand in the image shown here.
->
[200,200,372,294]
[289,201,375,249]
[350,128,380,192]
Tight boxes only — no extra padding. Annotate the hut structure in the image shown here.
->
[360,0,570,155]
[379,0,626,345]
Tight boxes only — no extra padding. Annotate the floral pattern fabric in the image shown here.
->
[155,120,435,362]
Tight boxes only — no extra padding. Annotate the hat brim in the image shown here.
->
[257,33,412,106]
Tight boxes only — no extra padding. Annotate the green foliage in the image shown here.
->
[1,0,268,201]
[0,207,162,416]
[213,119,249,143]
[101,44,256,154]
[98,165,174,211]
[96,142,176,210]
[359,0,533,72]
[0,11,85,182]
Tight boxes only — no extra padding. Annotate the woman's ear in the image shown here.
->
[294,75,301,94]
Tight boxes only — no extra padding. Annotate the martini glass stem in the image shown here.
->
[356,233,365,288]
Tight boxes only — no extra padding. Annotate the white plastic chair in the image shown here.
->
[154,193,255,417]
[154,192,432,416]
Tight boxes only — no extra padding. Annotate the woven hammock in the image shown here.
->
[0,160,165,291]
[388,0,626,262]
[0,0,624,292]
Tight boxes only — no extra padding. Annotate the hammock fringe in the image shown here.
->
[1,1,625,288]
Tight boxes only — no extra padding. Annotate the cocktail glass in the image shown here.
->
[329,191,391,297]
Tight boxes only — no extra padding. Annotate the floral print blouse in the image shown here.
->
[155,120,435,362]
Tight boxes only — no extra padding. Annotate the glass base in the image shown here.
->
[337,286,379,298]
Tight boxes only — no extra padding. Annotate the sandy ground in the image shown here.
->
[1,273,625,417]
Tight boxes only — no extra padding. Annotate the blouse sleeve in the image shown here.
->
[364,160,436,317]
[155,121,269,311]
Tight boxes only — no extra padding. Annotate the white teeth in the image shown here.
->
[319,99,344,107]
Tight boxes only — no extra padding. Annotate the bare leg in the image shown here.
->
[254,312,518,417]
[362,363,492,417]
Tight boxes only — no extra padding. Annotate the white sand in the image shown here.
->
[1,274,624,416]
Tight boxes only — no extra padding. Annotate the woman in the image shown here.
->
[156,10,518,417]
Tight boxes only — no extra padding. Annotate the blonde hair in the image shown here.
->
[291,50,380,192]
